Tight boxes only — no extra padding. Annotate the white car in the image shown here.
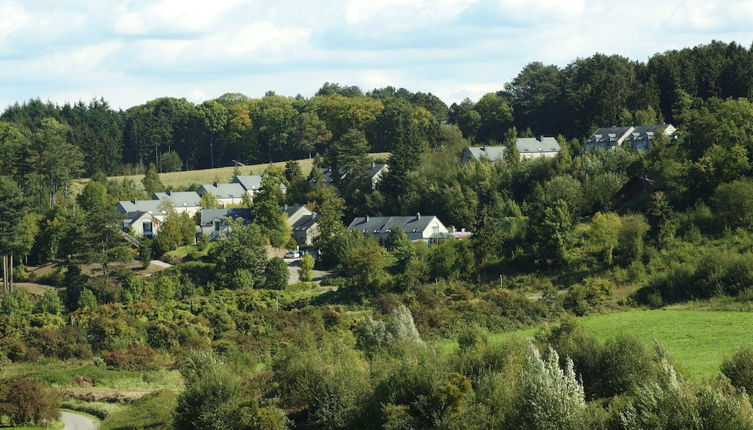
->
[284,251,302,259]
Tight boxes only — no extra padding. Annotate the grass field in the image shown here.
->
[443,309,753,381]
[72,153,390,193]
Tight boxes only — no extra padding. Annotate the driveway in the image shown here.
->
[284,258,331,285]
[61,411,99,430]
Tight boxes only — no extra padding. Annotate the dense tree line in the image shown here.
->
[1,40,752,178]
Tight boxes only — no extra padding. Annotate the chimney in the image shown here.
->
[366,215,370,222]
[213,182,218,187]
[537,135,544,142]
[166,190,171,196]
[416,212,421,220]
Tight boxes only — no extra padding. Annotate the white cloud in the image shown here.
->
[1,0,753,110]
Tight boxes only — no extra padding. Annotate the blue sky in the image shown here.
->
[1,0,753,109]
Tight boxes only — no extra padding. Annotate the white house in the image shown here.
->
[197,182,247,207]
[152,191,202,217]
[347,214,449,243]
[116,199,171,237]
[585,124,676,151]
[283,205,319,246]
[461,136,561,164]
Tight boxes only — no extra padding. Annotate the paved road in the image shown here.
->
[284,258,331,284]
[61,411,99,430]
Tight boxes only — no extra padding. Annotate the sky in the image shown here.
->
[1,0,753,110]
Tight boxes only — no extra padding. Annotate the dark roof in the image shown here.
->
[291,214,318,231]
[283,205,309,219]
[199,208,252,226]
[347,215,441,234]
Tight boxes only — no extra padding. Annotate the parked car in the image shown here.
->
[284,251,302,259]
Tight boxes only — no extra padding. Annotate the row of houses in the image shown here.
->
[460,124,676,165]
[583,124,676,151]
[316,162,389,190]
[117,174,278,237]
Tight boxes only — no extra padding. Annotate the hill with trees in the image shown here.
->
[3,40,753,428]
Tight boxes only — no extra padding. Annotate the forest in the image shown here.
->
[2,40,753,429]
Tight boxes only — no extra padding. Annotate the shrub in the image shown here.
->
[510,345,586,429]
[721,347,753,394]
[0,376,61,427]
[562,278,614,316]
[264,257,289,290]
[101,344,156,371]
[299,254,315,282]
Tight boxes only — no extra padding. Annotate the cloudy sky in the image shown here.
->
[1,0,752,109]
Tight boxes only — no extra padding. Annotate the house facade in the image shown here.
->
[347,214,449,243]
[199,208,252,240]
[283,205,319,246]
[314,162,389,190]
[117,199,171,237]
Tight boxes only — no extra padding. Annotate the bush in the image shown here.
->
[562,278,614,316]
[0,376,61,427]
[299,254,315,282]
[101,344,157,371]
[721,347,753,394]
[264,257,289,290]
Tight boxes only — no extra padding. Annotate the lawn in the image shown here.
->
[72,153,390,193]
[443,309,753,381]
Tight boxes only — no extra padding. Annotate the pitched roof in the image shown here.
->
[198,182,246,199]
[291,214,318,231]
[199,208,252,226]
[117,199,170,215]
[347,215,442,234]
[464,137,560,162]
[283,205,310,219]
[121,211,157,228]
[368,163,388,179]
[464,146,507,162]
[515,137,560,153]
[232,175,263,191]
[152,191,201,208]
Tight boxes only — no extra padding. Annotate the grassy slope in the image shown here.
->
[482,309,753,381]
[72,153,390,193]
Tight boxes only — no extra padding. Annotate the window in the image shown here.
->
[433,225,440,235]
[214,220,221,231]
[143,220,153,235]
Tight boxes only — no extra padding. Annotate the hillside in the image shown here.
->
[72,152,390,193]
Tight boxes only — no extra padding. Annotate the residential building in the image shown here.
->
[347,214,449,243]
[585,124,676,151]
[152,191,202,216]
[232,175,288,198]
[197,182,247,207]
[116,199,172,237]
[283,205,319,245]
[461,136,560,164]
[314,162,389,190]
[199,208,252,240]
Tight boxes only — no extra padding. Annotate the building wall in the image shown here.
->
[129,214,165,237]
[520,151,558,160]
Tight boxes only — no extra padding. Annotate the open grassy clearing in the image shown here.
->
[71,153,390,193]
[442,309,753,381]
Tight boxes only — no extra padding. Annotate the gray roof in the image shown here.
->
[121,211,153,228]
[117,199,170,215]
[317,163,388,184]
[464,146,507,162]
[515,137,560,153]
[232,175,263,191]
[291,214,318,231]
[197,182,246,199]
[283,205,310,219]
[347,215,441,235]
[464,137,560,162]
[152,191,201,208]
[199,208,252,226]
